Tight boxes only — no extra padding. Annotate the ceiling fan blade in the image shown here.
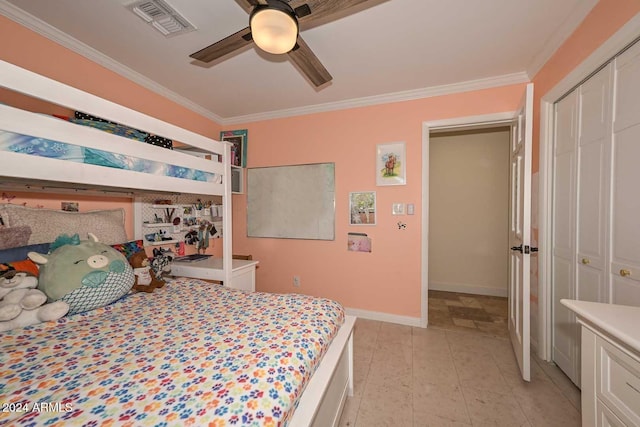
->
[190,27,253,63]
[288,36,332,87]
[236,0,264,13]
[291,0,374,25]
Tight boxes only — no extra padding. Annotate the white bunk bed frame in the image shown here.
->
[0,59,354,427]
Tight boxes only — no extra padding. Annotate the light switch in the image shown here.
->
[407,204,415,215]
[392,203,405,215]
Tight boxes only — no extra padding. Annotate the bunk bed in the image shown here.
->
[0,59,355,427]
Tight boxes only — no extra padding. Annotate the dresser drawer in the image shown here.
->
[597,336,640,425]
[597,399,627,427]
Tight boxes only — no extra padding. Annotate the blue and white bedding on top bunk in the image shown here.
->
[0,130,220,183]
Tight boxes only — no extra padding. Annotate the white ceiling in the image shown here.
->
[1,0,596,124]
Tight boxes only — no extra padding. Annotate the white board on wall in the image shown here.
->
[247,163,335,240]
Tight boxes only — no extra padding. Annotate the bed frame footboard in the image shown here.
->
[289,315,356,427]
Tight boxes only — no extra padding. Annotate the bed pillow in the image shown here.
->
[0,204,127,245]
[111,239,145,259]
[0,242,50,264]
[0,226,32,250]
[0,259,39,277]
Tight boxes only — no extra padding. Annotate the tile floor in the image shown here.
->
[427,290,510,338]
[338,291,582,427]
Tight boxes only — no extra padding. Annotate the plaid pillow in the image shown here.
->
[111,240,145,260]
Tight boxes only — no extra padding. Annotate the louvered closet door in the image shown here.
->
[611,42,640,305]
[552,90,578,384]
[576,63,612,305]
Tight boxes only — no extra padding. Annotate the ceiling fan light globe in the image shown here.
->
[251,8,298,54]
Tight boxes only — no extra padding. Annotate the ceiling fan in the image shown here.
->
[189,0,376,87]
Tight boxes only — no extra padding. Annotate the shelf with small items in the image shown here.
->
[151,204,184,209]
[139,198,224,248]
[146,239,179,246]
[143,222,174,228]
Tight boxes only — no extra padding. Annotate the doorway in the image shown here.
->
[421,95,536,383]
[420,112,516,330]
[426,127,511,336]
[429,127,511,296]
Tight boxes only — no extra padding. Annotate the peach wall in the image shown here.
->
[531,0,640,172]
[232,85,525,318]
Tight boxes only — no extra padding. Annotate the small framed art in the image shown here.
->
[376,142,406,186]
[349,191,376,226]
[220,129,248,167]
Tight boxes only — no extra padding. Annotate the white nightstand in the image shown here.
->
[170,257,259,292]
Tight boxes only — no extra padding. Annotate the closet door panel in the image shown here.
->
[611,276,640,306]
[576,64,612,306]
[576,265,604,302]
[553,152,575,261]
[610,127,640,283]
[556,92,578,155]
[576,141,606,269]
[552,92,578,384]
[612,47,640,302]
[553,257,576,379]
[614,42,640,133]
[580,65,610,145]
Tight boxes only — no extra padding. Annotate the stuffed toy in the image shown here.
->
[150,247,173,281]
[128,250,165,293]
[29,233,134,316]
[0,270,69,332]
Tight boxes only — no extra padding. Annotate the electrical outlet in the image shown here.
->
[293,276,301,287]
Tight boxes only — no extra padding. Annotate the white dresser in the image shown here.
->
[562,299,640,426]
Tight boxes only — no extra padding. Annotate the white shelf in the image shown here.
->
[151,204,183,209]
[145,239,179,246]
[143,222,173,228]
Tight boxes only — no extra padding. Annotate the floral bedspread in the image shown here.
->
[0,278,344,426]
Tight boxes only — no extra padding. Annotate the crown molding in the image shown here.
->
[527,0,598,79]
[0,0,224,124]
[222,71,530,125]
[2,0,530,127]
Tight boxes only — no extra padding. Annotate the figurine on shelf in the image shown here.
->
[184,230,199,245]
[197,223,216,254]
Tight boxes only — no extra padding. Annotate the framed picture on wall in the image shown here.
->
[376,142,406,186]
[349,191,376,226]
[220,129,248,167]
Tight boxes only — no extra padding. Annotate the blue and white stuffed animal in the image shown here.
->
[0,270,69,332]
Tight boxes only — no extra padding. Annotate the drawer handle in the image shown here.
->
[627,382,640,394]
[620,269,632,277]
[581,258,590,265]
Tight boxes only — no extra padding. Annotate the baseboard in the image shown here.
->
[344,307,422,327]
[429,281,508,297]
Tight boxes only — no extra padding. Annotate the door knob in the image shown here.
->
[620,269,632,277]
[581,258,590,265]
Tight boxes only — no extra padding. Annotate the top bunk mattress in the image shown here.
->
[0,278,345,426]
[0,130,220,184]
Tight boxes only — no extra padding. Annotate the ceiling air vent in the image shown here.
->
[127,0,196,37]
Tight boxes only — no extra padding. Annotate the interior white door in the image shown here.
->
[509,83,533,381]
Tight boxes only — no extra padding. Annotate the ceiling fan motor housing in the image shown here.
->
[250,0,299,54]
